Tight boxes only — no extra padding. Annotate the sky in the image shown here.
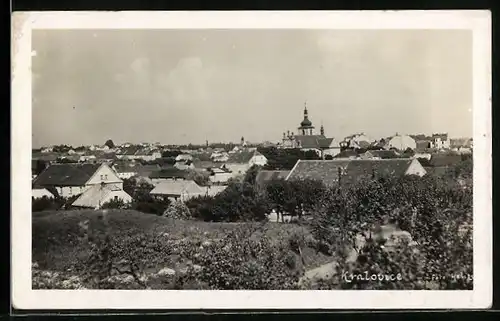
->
[32,29,472,147]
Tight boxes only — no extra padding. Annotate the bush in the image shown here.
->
[187,226,300,289]
[308,174,473,289]
[163,200,192,220]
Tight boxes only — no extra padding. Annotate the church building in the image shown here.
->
[280,103,341,158]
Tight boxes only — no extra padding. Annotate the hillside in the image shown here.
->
[33,210,333,289]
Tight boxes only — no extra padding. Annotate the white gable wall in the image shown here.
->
[405,159,427,177]
[86,164,123,189]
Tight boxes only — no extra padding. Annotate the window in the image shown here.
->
[104,174,108,180]
[114,196,119,201]
[100,175,104,180]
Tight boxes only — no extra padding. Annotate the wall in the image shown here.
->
[86,164,123,186]
[249,155,268,167]
[100,190,133,208]
[405,159,427,177]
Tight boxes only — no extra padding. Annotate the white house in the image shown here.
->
[112,164,138,180]
[33,163,124,199]
[430,133,451,150]
[386,134,417,151]
[150,180,206,202]
[175,154,194,162]
[72,184,132,209]
[32,188,54,199]
[208,167,233,184]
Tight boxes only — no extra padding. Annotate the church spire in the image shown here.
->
[320,122,325,136]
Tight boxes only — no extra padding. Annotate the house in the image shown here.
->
[361,150,400,159]
[255,170,290,189]
[430,133,451,150]
[33,163,124,198]
[32,188,54,199]
[174,160,195,171]
[72,184,132,209]
[385,134,417,151]
[286,159,426,186]
[175,154,194,162]
[204,185,228,197]
[150,180,207,202]
[450,137,473,149]
[211,151,229,163]
[224,150,268,177]
[208,166,233,185]
[149,167,189,185]
[413,152,432,160]
[79,154,97,163]
[333,149,359,159]
[340,133,372,149]
[112,164,139,180]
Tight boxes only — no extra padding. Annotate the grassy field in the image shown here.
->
[33,209,333,288]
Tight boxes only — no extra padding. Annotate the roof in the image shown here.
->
[366,150,399,159]
[193,160,218,169]
[286,159,417,185]
[149,167,189,179]
[72,184,126,208]
[150,180,205,196]
[429,154,462,167]
[33,163,101,187]
[205,185,227,197]
[334,149,359,159]
[317,137,334,149]
[227,150,259,164]
[294,135,327,149]
[255,170,290,187]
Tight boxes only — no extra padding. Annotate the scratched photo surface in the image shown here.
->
[31,28,473,291]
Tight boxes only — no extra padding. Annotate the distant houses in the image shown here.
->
[150,179,227,202]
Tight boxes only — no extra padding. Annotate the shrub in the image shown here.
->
[163,200,192,220]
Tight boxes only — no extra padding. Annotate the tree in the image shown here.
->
[104,140,115,149]
[186,170,210,186]
[101,198,128,209]
[163,200,192,220]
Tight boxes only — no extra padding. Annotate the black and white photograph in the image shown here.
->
[12,11,491,310]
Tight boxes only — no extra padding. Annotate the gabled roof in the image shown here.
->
[286,159,418,186]
[205,185,227,197]
[33,163,101,187]
[227,150,261,164]
[72,184,128,208]
[286,160,351,183]
[294,135,327,149]
[150,180,205,196]
[255,170,290,187]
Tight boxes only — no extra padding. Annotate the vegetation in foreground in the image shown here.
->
[33,159,472,290]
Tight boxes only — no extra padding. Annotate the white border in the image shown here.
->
[11,11,492,310]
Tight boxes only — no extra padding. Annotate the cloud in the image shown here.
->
[156,57,211,103]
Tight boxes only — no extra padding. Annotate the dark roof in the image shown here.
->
[294,135,327,149]
[286,159,416,186]
[287,160,351,183]
[366,150,399,159]
[149,167,189,179]
[300,117,312,127]
[255,170,290,187]
[429,154,462,167]
[317,137,334,149]
[334,149,359,158]
[33,163,101,187]
[227,150,261,164]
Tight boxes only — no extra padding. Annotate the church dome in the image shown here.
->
[300,118,312,127]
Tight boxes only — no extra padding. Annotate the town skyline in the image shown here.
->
[32,29,472,148]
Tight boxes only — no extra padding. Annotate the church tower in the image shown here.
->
[298,101,315,135]
[320,123,325,136]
